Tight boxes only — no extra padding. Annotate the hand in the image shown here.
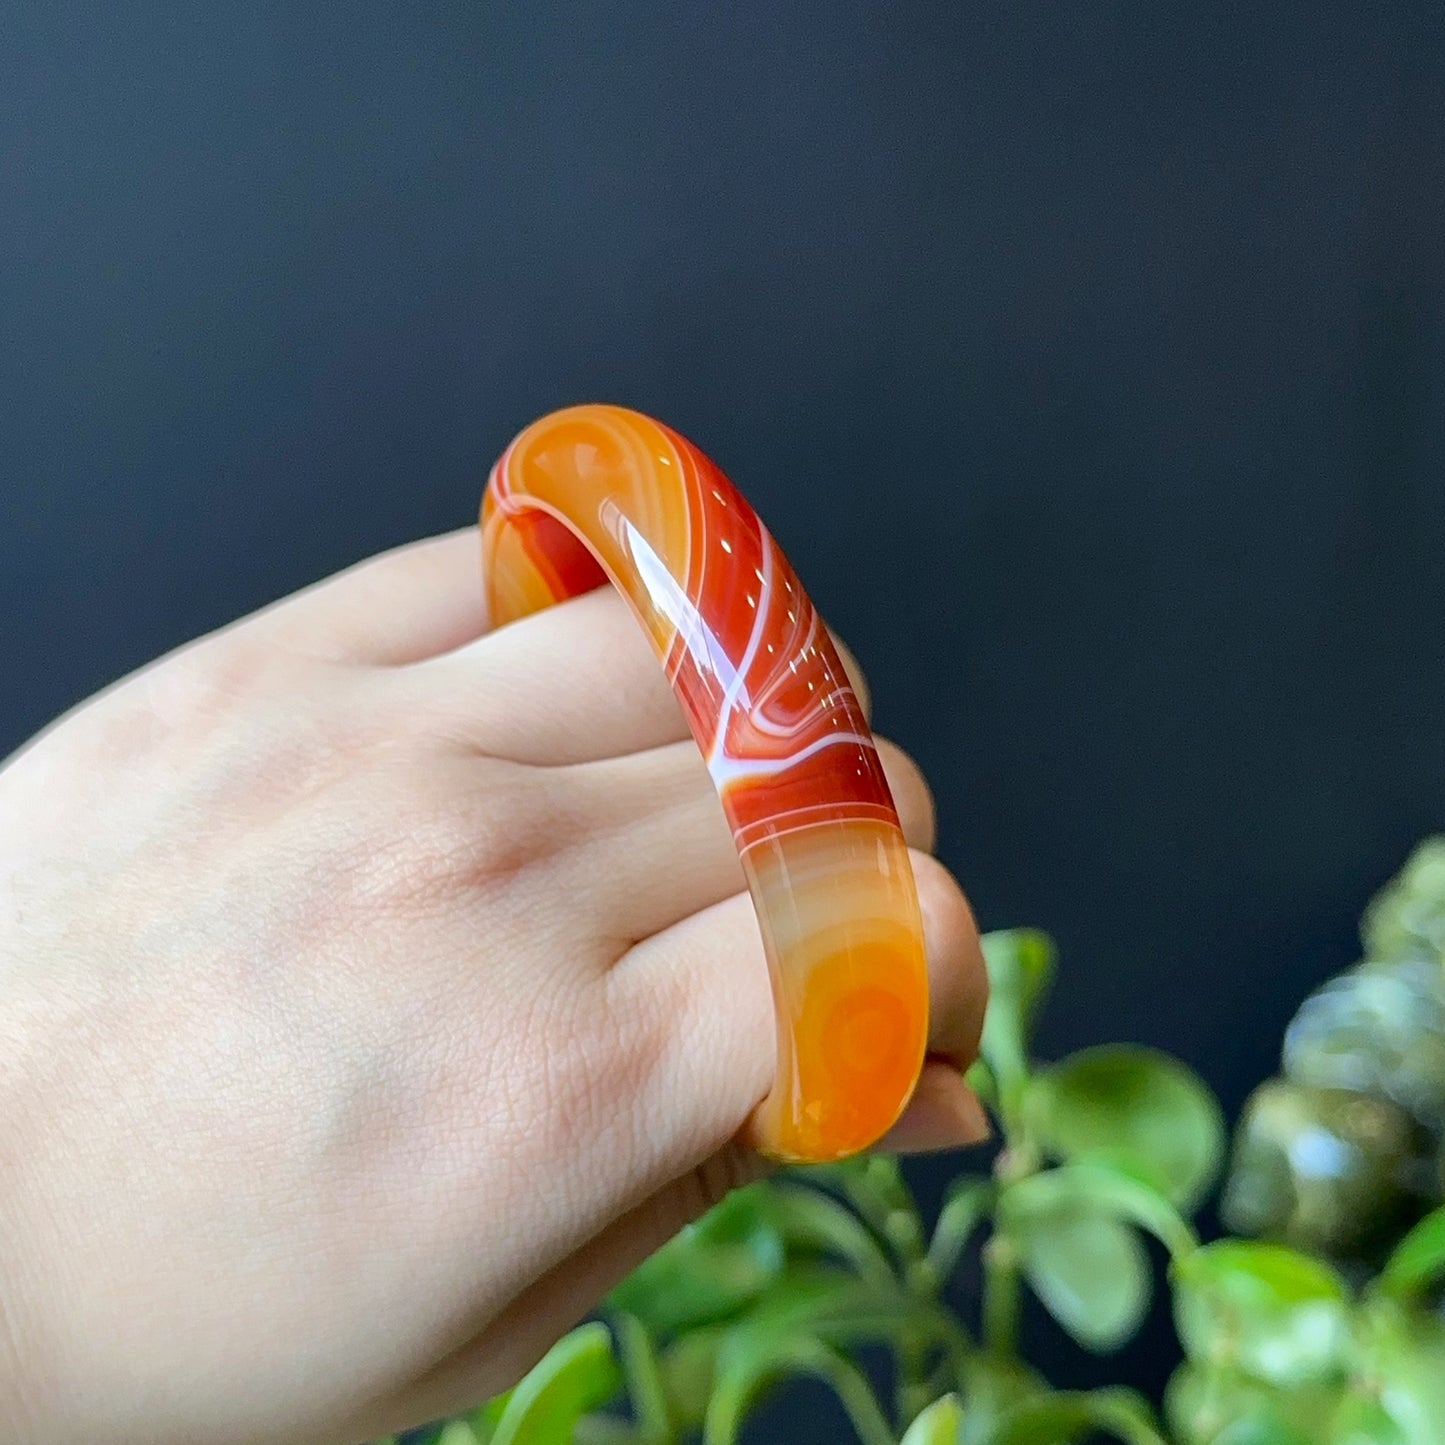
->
[0,529,988,1445]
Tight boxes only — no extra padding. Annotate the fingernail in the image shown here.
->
[879,1066,993,1155]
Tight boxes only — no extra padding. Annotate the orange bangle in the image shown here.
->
[482,404,928,1162]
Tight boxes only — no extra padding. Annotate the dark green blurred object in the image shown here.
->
[1221,1080,1416,1256]
[1283,956,1445,1131]
[1221,839,1445,1271]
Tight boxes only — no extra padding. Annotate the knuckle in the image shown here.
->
[9,640,300,805]
[828,631,871,721]
[141,636,295,737]
[909,851,979,944]
[331,758,550,916]
[877,738,937,852]
[908,850,988,1060]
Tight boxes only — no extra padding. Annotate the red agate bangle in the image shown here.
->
[482,404,928,1162]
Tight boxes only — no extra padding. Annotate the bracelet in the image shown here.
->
[482,404,928,1161]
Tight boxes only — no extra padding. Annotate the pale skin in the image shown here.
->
[0,528,989,1445]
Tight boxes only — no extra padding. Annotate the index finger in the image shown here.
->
[233,526,494,666]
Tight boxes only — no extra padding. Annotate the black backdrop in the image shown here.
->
[4,1,1445,1430]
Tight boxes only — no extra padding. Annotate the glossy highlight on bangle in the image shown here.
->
[481,404,929,1162]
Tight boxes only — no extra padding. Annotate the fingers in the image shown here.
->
[910,852,989,1069]
[609,844,989,1178]
[557,734,937,949]
[397,587,874,766]
[875,856,991,1153]
[225,511,876,760]
[371,821,985,1436]
[879,1062,991,1153]
[233,527,492,666]
[829,633,871,721]
[406,588,693,763]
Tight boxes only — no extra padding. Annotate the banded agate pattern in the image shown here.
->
[481,404,928,1161]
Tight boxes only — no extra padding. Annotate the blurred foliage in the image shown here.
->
[1223,837,1445,1266]
[378,837,1445,1444]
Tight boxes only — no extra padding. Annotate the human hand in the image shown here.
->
[0,529,988,1445]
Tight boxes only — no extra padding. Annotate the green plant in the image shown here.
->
[383,839,1445,1444]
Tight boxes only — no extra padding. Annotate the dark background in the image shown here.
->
[4,0,1444,1430]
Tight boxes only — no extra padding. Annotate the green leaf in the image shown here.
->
[436,1427,481,1445]
[957,1355,1049,1445]
[657,1326,725,1432]
[994,1160,1161,1354]
[800,1152,913,1213]
[702,1260,969,1430]
[1377,1206,1445,1303]
[967,1058,1000,1111]
[794,1154,926,1269]
[489,1323,623,1445]
[767,1183,898,1291]
[901,1394,965,1444]
[703,1336,894,1445]
[1000,1159,1197,1260]
[712,1261,948,1357]
[1027,1045,1226,1210]
[1165,1362,1265,1445]
[1012,1208,1151,1353]
[1210,1422,1316,1445]
[1329,1394,1409,1445]
[572,1420,643,1445]
[777,1268,967,1363]
[1354,1297,1445,1445]
[1164,1362,1338,1445]
[467,1392,512,1438]
[712,1261,875,1329]
[1361,836,1445,965]
[607,1185,785,1335]
[1172,1241,1350,1387]
[979,930,1057,1105]
[990,1387,1167,1444]
[927,1175,996,1282]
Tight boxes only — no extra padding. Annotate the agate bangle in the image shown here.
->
[481,404,928,1162]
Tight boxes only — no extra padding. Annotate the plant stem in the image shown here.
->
[894,1331,929,1431]
[613,1314,674,1444]
[803,1347,897,1445]
[977,1127,1040,1361]
[981,1234,1022,1358]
